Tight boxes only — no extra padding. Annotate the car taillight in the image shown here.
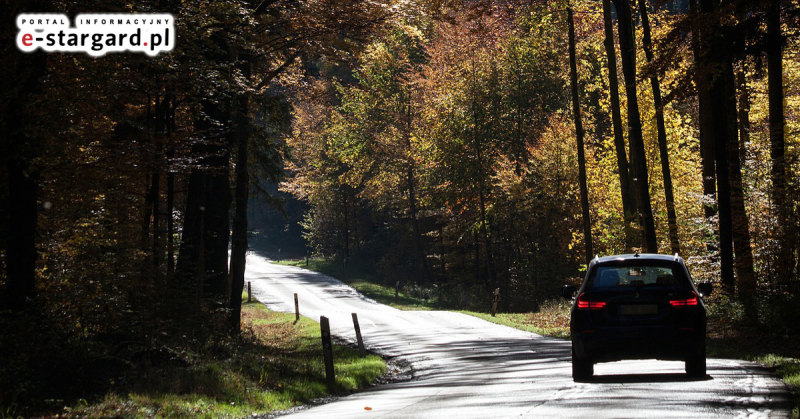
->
[670,292,699,307]
[577,293,606,310]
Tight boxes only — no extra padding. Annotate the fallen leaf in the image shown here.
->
[364,407,372,410]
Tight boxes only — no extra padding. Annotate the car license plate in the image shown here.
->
[620,305,658,315]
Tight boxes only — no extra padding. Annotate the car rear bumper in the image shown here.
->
[572,326,704,363]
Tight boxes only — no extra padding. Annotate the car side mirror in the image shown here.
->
[697,282,713,297]
[561,284,577,300]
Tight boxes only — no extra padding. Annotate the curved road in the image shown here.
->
[246,252,791,418]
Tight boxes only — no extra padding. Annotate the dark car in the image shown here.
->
[562,253,712,381]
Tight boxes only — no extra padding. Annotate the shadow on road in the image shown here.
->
[591,372,713,384]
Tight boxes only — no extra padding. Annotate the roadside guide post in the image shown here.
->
[294,293,300,322]
[395,281,400,304]
[320,316,335,388]
[352,313,366,358]
[491,288,500,317]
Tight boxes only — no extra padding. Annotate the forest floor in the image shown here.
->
[277,257,800,418]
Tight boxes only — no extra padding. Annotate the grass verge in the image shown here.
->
[706,313,800,419]
[458,300,571,339]
[277,259,569,338]
[59,296,386,418]
[757,355,800,419]
[276,259,436,310]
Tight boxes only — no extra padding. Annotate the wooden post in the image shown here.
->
[306,251,309,267]
[294,293,300,322]
[395,281,400,304]
[247,281,251,303]
[352,313,366,358]
[491,288,500,317]
[320,316,335,388]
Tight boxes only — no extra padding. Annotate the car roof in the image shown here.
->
[591,253,684,266]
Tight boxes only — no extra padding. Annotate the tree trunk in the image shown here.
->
[700,0,734,293]
[407,166,431,284]
[176,169,205,292]
[167,95,176,277]
[639,0,680,254]
[3,47,46,310]
[568,6,594,262]
[478,180,496,287]
[203,142,232,301]
[342,189,350,263]
[229,94,249,332]
[151,170,160,272]
[141,172,154,264]
[613,0,658,253]
[723,60,757,297]
[710,73,735,294]
[736,69,750,166]
[176,100,232,304]
[768,0,791,287]
[474,230,480,284]
[691,0,717,239]
[602,0,638,251]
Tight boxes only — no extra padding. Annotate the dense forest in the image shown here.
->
[1,0,799,414]
[286,0,800,311]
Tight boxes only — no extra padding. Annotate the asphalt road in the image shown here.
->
[246,252,792,418]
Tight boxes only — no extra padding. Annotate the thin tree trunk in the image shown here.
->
[639,0,680,254]
[602,0,638,250]
[229,94,249,332]
[736,69,750,166]
[469,57,496,288]
[342,189,350,262]
[613,0,658,253]
[474,230,480,284]
[151,170,160,272]
[478,181,496,287]
[440,225,446,278]
[407,166,431,284]
[167,96,176,277]
[141,173,154,257]
[768,0,791,287]
[568,6,594,262]
[152,95,166,273]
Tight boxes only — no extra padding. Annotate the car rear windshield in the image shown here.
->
[588,265,687,289]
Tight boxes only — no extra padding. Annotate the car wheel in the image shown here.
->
[685,346,706,377]
[572,348,594,382]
